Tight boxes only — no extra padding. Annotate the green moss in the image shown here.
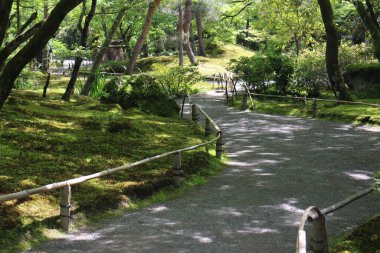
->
[0,82,222,252]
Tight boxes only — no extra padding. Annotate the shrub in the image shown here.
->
[153,64,200,96]
[229,55,273,91]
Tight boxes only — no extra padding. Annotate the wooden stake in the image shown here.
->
[311,214,328,253]
[242,93,248,110]
[312,99,318,118]
[216,132,223,159]
[205,118,212,136]
[191,104,199,121]
[60,185,71,231]
[172,152,182,187]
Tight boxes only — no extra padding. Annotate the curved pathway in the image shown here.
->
[31,91,380,253]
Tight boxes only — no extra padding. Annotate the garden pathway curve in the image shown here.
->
[31,91,380,253]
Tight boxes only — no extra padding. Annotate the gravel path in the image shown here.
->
[31,91,380,253]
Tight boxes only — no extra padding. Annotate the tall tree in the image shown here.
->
[0,0,84,109]
[178,0,184,66]
[81,6,127,96]
[126,0,161,75]
[317,0,349,100]
[351,0,380,61]
[195,1,207,57]
[62,0,97,101]
[184,0,197,64]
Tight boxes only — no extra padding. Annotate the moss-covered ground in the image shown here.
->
[0,79,223,252]
[330,214,380,253]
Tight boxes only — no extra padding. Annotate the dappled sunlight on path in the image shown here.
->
[31,91,380,253]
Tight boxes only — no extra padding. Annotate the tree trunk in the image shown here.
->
[352,0,380,61]
[0,0,84,109]
[81,7,126,96]
[0,22,43,71]
[41,0,50,72]
[195,1,207,57]
[126,0,161,75]
[178,0,184,66]
[190,22,197,55]
[184,0,197,64]
[63,0,97,101]
[16,0,21,34]
[317,0,349,100]
[0,0,14,47]
[246,18,250,38]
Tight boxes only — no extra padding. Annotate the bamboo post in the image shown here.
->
[205,118,212,136]
[311,214,328,253]
[172,152,182,187]
[191,104,199,121]
[242,93,248,110]
[296,230,307,253]
[312,99,318,118]
[216,132,223,159]
[60,185,71,231]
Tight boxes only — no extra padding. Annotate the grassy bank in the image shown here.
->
[230,94,380,126]
[0,81,223,252]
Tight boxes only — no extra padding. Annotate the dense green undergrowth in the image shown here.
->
[330,214,380,253]
[0,86,222,252]
[230,94,380,126]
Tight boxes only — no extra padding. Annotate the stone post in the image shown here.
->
[191,104,199,121]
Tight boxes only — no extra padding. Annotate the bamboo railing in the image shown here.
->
[296,185,377,253]
[0,95,223,231]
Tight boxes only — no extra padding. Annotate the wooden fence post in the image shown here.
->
[205,118,212,136]
[216,132,224,159]
[172,152,182,187]
[191,104,199,121]
[303,96,307,107]
[242,93,248,110]
[312,99,318,118]
[311,214,328,253]
[60,185,71,231]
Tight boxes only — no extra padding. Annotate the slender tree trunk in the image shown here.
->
[195,1,207,57]
[126,0,161,75]
[16,0,21,34]
[317,0,349,100]
[0,0,84,109]
[81,7,126,96]
[0,0,14,47]
[63,0,97,101]
[190,23,197,55]
[184,0,197,64]
[352,0,380,61]
[41,0,50,72]
[178,0,184,66]
[246,18,250,38]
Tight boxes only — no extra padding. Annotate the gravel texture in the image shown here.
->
[30,91,380,253]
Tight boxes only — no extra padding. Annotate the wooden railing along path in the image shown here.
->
[0,95,223,231]
[296,185,377,253]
